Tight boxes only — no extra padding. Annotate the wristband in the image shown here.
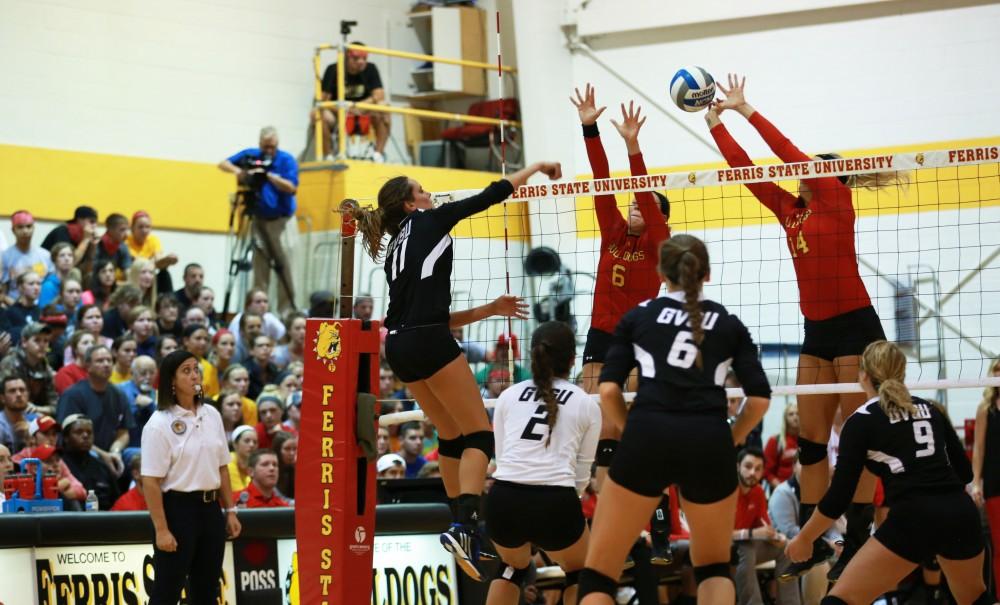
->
[225,507,238,514]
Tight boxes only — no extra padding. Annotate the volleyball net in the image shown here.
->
[357,143,1000,425]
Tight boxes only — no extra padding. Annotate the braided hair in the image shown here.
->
[658,234,710,368]
[529,322,577,447]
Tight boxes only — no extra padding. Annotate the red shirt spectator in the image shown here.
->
[236,480,289,508]
[763,403,800,489]
[234,449,289,508]
[111,486,148,511]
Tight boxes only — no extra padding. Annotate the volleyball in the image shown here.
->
[669,66,716,112]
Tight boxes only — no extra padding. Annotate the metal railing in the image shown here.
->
[311,42,519,162]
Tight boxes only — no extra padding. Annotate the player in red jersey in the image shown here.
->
[571,85,671,480]
[706,74,904,581]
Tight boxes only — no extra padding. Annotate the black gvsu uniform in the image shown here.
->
[818,397,981,563]
[600,291,771,502]
[384,180,515,383]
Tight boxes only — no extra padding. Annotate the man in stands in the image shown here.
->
[59,414,120,510]
[117,355,157,459]
[235,449,289,508]
[319,43,390,162]
[1,211,51,305]
[41,205,99,274]
[95,213,133,281]
[56,345,133,476]
[111,454,147,511]
[377,453,406,479]
[732,447,801,605]
[218,127,299,314]
[396,422,426,479]
[0,375,32,453]
[353,294,374,321]
[0,322,57,415]
[174,263,204,311]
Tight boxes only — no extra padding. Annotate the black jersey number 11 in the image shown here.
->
[520,405,549,441]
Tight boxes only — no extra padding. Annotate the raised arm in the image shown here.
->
[572,84,624,234]
[611,101,670,242]
[432,162,561,231]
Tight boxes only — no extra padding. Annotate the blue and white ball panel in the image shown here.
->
[670,66,716,112]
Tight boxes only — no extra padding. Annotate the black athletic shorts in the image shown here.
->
[609,406,737,504]
[582,328,614,365]
[485,480,586,552]
[875,490,984,563]
[385,324,462,383]
[801,305,886,361]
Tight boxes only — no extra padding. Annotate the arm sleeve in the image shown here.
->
[575,401,602,495]
[629,152,669,244]
[747,112,846,202]
[321,64,335,96]
[939,409,973,483]
[758,489,772,525]
[492,393,508,466]
[818,415,869,519]
[140,424,171,478]
[430,180,516,232]
[367,64,384,91]
[598,314,636,386]
[118,390,136,430]
[226,148,252,165]
[768,484,800,538]
[277,154,299,185]
[729,317,771,398]
[56,391,80,424]
[709,123,798,219]
[583,124,626,235]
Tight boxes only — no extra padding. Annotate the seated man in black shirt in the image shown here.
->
[318,42,390,162]
[60,414,121,511]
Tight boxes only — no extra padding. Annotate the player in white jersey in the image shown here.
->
[485,321,601,605]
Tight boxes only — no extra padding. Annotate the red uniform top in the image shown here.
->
[710,112,871,321]
[586,128,671,334]
[236,482,290,508]
[54,363,88,394]
[764,434,798,486]
[111,486,148,511]
[734,484,770,530]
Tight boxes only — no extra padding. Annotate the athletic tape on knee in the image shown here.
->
[596,439,619,467]
[577,568,618,601]
[563,569,580,588]
[693,563,731,585]
[464,430,494,460]
[820,596,848,605]
[493,564,530,587]
[798,437,828,466]
[438,435,465,459]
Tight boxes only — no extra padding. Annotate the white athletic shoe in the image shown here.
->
[371,151,385,163]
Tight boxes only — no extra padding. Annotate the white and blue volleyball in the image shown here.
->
[670,66,716,112]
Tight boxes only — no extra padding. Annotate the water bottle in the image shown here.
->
[85,490,99,512]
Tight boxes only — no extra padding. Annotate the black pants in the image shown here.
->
[149,491,226,605]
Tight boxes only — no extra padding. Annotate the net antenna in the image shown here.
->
[496,10,515,378]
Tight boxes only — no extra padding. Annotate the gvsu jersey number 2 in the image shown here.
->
[517,386,572,441]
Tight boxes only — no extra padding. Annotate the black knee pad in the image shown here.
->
[821,596,848,605]
[693,563,731,585]
[563,569,580,588]
[577,568,617,601]
[464,430,494,460]
[596,439,619,467]
[438,435,465,459]
[798,437,828,466]
[973,591,996,605]
[494,564,530,587]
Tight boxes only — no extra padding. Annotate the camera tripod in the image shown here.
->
[222,188,297,317]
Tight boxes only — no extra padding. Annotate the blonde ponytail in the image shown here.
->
[861,341,916,417]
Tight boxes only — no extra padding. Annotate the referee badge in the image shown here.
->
[171,420,187,435]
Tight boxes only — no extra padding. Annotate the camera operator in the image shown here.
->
[218,126,299,315]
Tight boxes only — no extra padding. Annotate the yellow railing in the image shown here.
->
[311,43,519,162]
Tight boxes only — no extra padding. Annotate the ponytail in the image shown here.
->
[349,176,413,262]
[861,341,917,417]
[529,322,577,447]
[659,234,710,368]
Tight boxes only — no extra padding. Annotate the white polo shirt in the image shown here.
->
[141,403,230,492]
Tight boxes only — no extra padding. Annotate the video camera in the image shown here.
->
[236,154,274,191]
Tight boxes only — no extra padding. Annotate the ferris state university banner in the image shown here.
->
[297,319,380,604]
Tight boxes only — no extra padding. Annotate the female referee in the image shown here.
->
[485,321,601,605]
[787,341,990,605]
[141,350,241,605]
[706,73,904,579]
[578,234,771,605]
[351,160,561,581]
